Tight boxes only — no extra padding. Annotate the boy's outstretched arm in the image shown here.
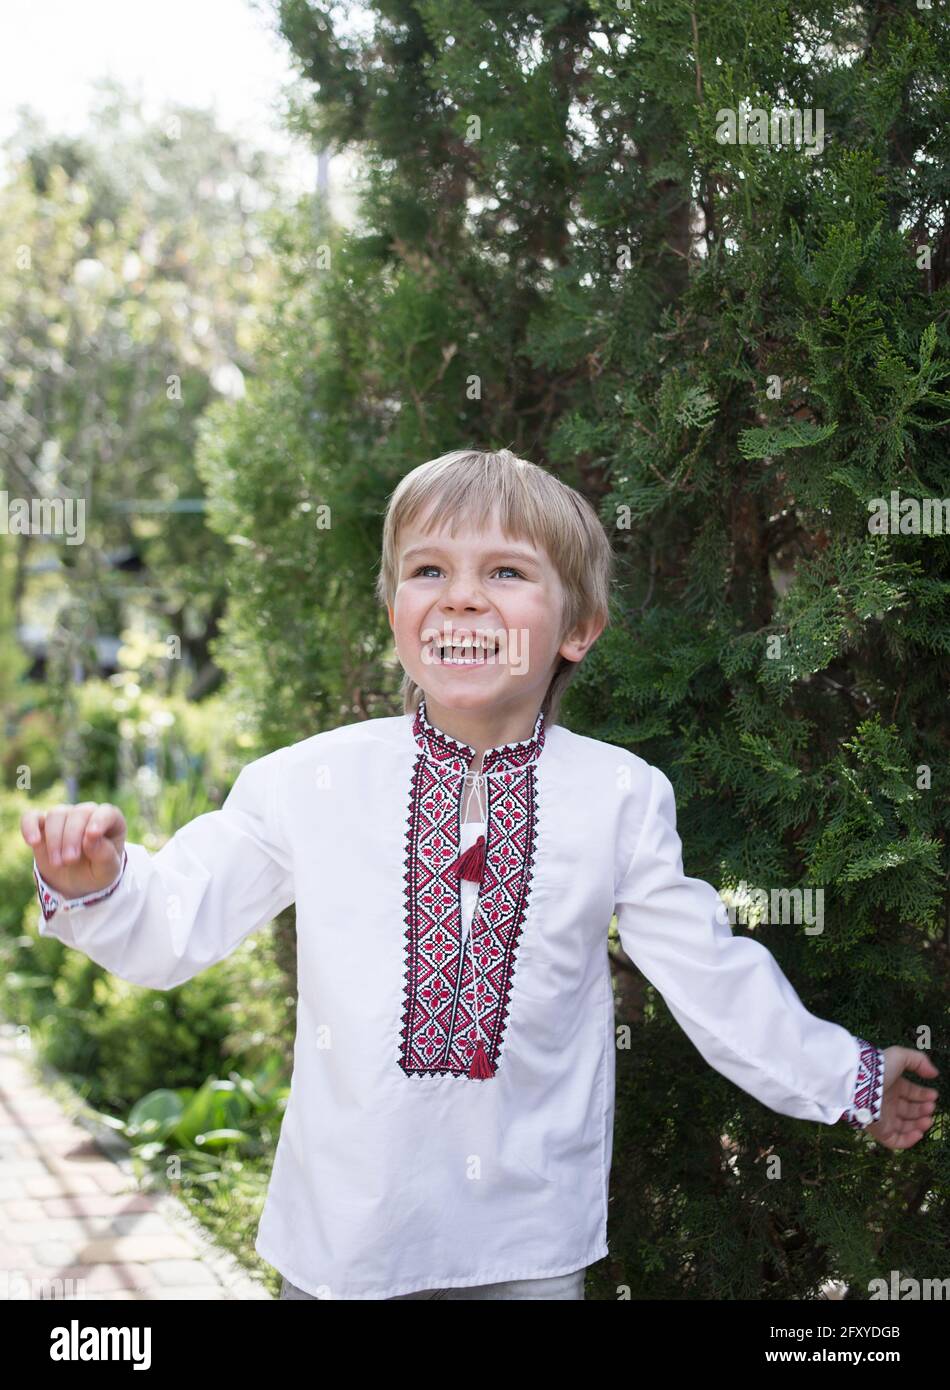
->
[20,750,295,991]
[614,765,938,1149]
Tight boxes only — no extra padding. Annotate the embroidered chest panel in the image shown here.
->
[398,698,546,1080]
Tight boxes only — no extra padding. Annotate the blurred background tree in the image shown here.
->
[0,81,287,709]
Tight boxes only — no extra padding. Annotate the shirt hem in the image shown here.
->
[256,1236,609,1301]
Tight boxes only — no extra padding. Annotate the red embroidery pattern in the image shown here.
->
[842,1037,885,1129]
[399,699,546,1078]
[34,849,128,922]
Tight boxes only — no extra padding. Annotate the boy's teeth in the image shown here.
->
[432,638,496,660]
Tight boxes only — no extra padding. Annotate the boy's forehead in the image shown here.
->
[398,511,544,560]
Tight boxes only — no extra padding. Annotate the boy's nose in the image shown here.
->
[439,586,489,610]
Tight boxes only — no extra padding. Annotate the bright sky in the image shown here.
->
[0,0,330,193]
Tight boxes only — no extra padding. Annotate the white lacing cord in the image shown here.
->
[460,767,487,823]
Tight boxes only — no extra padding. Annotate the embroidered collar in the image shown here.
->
[402,694,545,1080]
[411,696,547,776]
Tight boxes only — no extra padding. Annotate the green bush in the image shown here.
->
[0,698,61,797]
[0,685,291,1120]
[0,783,50,934]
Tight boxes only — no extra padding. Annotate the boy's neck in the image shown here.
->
[421,697,544,769]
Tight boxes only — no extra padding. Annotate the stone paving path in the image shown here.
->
[0,1028,272,1300]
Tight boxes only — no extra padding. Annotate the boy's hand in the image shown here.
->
[20,802,127,900]
[865,1048,939,1150]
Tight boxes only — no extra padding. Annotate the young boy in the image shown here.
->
[22,448,939,1302]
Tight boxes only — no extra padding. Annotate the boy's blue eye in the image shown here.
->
[411,565,524,579]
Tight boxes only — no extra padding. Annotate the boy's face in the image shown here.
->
[387,504,603,738]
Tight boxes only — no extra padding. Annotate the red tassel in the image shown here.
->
[468,1038,495,1079]
[450,833,486,883]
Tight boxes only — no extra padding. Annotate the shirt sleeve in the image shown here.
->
[33,749,295,991]
[34,852,128,919]
[614,764,885,1127]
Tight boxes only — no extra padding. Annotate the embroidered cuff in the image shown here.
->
[840,1037,885,1129]
[34,849,128,923]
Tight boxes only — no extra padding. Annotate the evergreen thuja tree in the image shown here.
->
[582,3,950,1299]
[203,0,948,1296]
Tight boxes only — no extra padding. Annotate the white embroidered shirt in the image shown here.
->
[33,699,885,1298]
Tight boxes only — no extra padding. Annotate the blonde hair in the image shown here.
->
[375,448,615,725]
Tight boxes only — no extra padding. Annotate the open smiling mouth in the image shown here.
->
[427,638,501,666]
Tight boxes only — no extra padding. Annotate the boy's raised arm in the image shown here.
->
[23,750,295,992]
[614,764,884,1128]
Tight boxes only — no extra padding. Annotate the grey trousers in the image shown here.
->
[279,1267,587,1300]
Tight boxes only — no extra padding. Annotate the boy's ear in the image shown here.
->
[560,613,606,662]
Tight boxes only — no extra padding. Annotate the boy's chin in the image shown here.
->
[415,659,504,683]
[417,678,504,708]
[420,679,497,700]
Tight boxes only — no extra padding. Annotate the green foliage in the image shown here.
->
[253,0,949,1298]
[105,1066,289,1161]
[2,782,288,1116]
[0,785,45,934]
[3,0,947,1303]
[0,87,292,715]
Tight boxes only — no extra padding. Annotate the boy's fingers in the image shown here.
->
[41,805,70,865]
[900,1049,940,1082]
[90,804,122,839]
[20,810,43,845]
[82,807,121,858]
[885,1046,940,1092]
[62,804,99,861]
[900,1079,939,1103]
[21,805,122,865]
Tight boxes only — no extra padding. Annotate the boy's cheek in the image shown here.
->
[501,628,531,675]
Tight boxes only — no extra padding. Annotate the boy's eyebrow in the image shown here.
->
[400,543,542,566]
